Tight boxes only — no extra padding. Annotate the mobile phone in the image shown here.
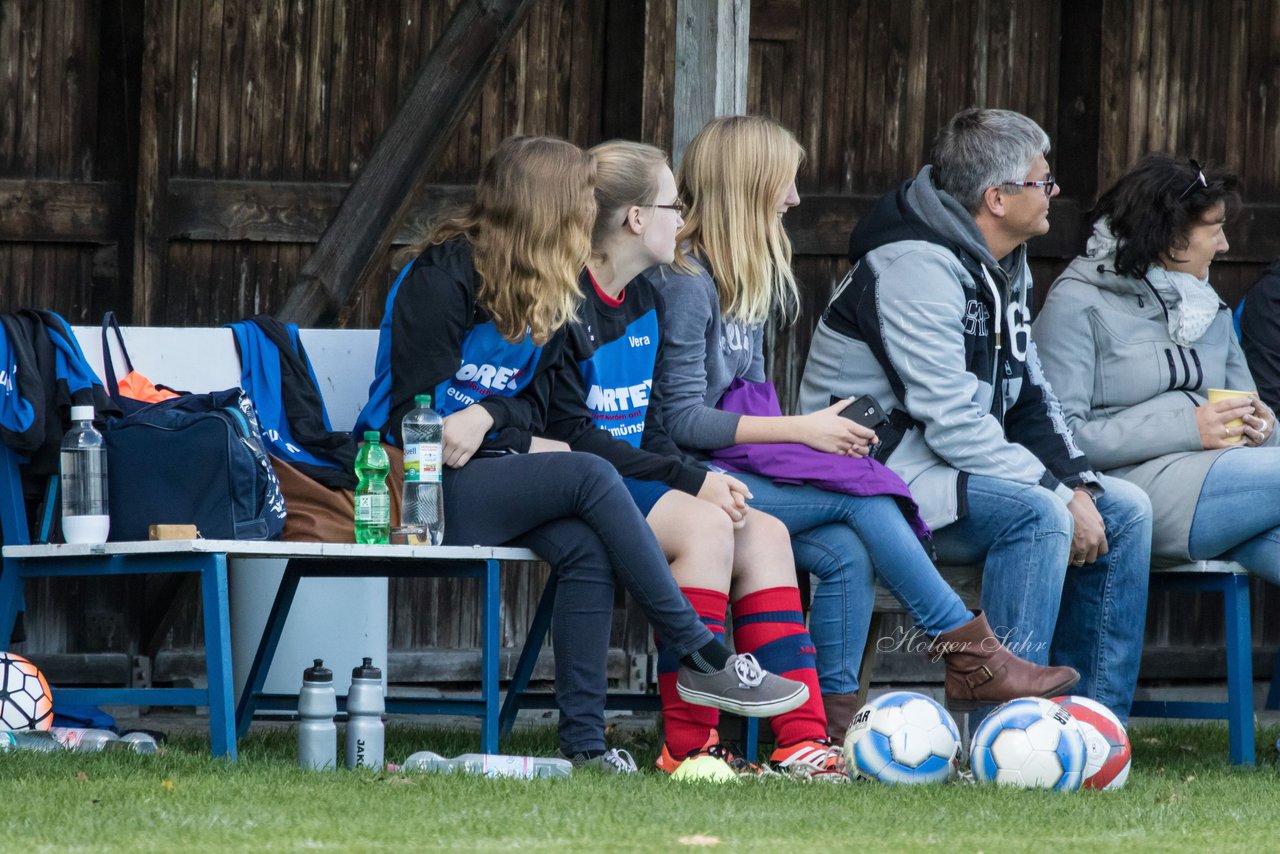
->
[836,394,888,430]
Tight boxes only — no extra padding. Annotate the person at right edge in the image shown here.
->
[799,108,1153,723]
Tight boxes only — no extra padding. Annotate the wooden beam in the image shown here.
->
[165,178,472,244]
[0,180,123,243]
[787,195,1280,263]
[278,0,537,327]
[672,0,750,165]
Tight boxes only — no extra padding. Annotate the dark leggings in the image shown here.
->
[442,452,711,754]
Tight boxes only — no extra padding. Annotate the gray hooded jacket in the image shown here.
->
[1033,254,1277,560]
[800,166,1098,530]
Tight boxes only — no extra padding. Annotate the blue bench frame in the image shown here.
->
[1131,562,1259,766]
[0,446,238,758]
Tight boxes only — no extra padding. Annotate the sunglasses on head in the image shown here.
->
[1178,159,1208,200]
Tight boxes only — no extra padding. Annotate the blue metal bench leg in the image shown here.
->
[481,559,500,753]
[1266,648,1280,711]
[499,572,558,738]
[0,561,23,647]
[745,718,759,760]
[235,566,303,739]
[200,554,236,760]
[1223,573,1255,766]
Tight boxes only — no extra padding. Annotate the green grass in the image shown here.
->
[2,721,1278,852]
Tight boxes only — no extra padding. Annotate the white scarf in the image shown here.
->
[1086,219,1220,347]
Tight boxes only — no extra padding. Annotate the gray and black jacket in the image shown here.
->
[799,165,1098,530]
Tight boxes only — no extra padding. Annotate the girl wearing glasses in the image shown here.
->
[530,140,843,777]
[652,115,1077,743]
[354,136,807,774]
[1034,155,1280,578]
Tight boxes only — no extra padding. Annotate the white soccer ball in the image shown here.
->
[0,651,54,731]
[971,697,1087,791]
[842,690,961,784]
[1052,694,1132,790]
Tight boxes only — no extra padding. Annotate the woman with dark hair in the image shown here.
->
[1034,154,1280,576]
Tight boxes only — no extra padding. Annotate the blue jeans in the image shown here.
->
[929,474,1152,721]
[729,473,972,695]
[1189,447,1280,582]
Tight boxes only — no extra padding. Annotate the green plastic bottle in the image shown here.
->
[354,430,391,545]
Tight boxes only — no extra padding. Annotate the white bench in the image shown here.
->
[0,326,539,760]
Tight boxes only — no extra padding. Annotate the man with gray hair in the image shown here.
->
[798,108,1152,721]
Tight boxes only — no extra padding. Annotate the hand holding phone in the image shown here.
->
[836,394,889,430]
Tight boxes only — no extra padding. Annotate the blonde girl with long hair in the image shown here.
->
[653,116,1078,742]
[353,135,807,772]
[531,140,842,777]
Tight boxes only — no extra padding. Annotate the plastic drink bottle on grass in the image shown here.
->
[297,659,337,770]
[401,394,445,545]
[399,751,572,779]
[354,432,390,545]
[0,731,64,752]
[60,405,109,544]
[49,727,158,753]
[345,658,385,771]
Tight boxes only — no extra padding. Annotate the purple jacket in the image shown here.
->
[709,378,930,540]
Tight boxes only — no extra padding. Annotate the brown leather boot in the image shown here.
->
[929,610,1080,711]
[822,692,861,746]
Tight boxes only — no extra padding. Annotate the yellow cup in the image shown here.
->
[1207,388,1255,444]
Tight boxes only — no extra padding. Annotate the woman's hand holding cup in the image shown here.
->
[1198,389,1256,449]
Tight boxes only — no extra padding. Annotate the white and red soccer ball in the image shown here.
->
[0,651,53,731]
[1052,694,1132,790]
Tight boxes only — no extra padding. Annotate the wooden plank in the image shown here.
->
[671,0,750,164]
[641,0,675,149]
[0,0,20,171]
[1125,0,1151,166]
[0,178,123,242]
[302,0,331,178]
[277,0,538,326]
[1054,0,1103,207]
[132,0,178,325]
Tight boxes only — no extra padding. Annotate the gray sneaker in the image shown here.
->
[676,653,809,717]
[561,747,639,775]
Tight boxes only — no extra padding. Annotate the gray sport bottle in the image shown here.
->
[297,659,337,770]
[345,657,385,771]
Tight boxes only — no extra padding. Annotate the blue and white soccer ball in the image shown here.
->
[971,697,1087,791]
[842,690,961,784]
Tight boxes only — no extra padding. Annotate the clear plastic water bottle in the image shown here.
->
[297,659,337,770]
[400,750,572,779]
[50,727,119,751]
[118,732,160,754]
[401,394,445,545]
[60,405,109,544]
[345,657,385,771]
[0,730,64,752]
[354,431,390,545]
[48,727,158,754]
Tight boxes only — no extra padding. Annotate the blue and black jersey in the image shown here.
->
[540,270,707,495]
[354,238,561,449]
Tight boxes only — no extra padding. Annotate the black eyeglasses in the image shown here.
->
[1000,176,1056,196]
[1178,159,1208,200]
[620,199,685,226]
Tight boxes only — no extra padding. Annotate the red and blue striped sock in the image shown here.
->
[655,587,727,757]
[731,585,827,747]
